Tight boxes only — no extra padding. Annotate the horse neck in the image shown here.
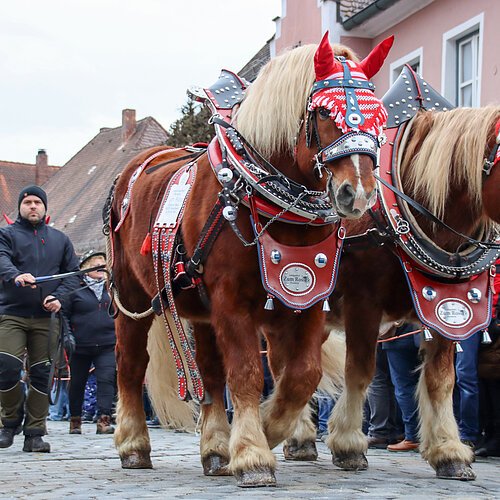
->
[409,181,485,252]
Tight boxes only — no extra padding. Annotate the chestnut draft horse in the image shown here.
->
[289,104,500,480]
[106,34,393,487]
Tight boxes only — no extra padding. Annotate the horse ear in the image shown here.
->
[359,35,395,79]
[314,31,342,80]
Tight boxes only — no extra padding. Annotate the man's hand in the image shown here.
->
[14,273,37,288]
[43,295,61,313]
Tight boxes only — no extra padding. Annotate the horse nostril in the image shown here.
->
[337,183,356,207]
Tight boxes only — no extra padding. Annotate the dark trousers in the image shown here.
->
[69,345,116,417]
[0,315,58,435]
[367,345,403,440]
[384,336,420,442]
[454,332,480,442]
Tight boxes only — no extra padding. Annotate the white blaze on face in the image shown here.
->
[351,154,367,211]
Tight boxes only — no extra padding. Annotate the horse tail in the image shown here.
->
[318,329,346,397]
[146,316,198,431]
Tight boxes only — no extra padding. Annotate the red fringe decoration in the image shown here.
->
[140,232,152,256]
[3,214,14,224]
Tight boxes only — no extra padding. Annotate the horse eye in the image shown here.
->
[318,108,330,120]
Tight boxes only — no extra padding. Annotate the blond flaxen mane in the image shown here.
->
[235,43,359,158]
[401,106,500,222]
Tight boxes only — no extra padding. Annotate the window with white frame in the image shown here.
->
[442,14,483,107]
[389,47,423,85]
[456,31,480,107]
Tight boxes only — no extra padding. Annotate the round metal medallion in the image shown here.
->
[314,253,328,268]
[217,168,233,184]
[467,288,481,304]
[280,264,315,296]
[435,299,472,328]
[422,286,436,301]
[270,250,281,265]
[222,206,237,221]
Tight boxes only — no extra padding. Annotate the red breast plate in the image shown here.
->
[257,225,345,309]
[399,250,495,340]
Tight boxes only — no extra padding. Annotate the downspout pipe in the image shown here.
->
[342,0,401,31]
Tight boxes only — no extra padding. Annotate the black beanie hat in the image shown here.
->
[18,185,48,211]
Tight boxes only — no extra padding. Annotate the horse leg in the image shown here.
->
[213,316,276,487]
[283,329,346,460]
[418,334,475,480]
[326,309,380,471]
[282,403,319,461]
[262,321,324,461]
[114,314,153,468]
[193,322,231,476]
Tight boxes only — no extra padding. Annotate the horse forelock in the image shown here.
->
[401,106,500,231]
[234,43,359,159]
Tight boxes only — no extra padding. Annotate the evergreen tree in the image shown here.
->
[166,98,214,147]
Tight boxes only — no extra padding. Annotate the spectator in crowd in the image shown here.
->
[48,378,70,421]
[383,322,421,452]
[0,186,79,452]
[454,331,481,449]
[63,250,116,435]
[475,261,500,458]
[366,338,403,448]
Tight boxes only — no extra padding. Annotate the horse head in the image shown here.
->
[482,116,500,224]
[234,33,393,221]
[304,32,394,218]
[401,106,500,248]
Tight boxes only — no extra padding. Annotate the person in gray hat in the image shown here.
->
[0,185,79,452]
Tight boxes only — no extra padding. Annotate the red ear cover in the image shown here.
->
[359,35,395,79]
[314,31,342,80]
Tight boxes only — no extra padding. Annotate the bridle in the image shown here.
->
[482,126,500,177]
[305,56,383,178]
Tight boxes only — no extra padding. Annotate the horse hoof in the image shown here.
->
[332,451,368,471]
[235,467,276,488]
[283,439,318,461]
[435,460,476,481]
[202,453,232,476]
[121,451,153,469]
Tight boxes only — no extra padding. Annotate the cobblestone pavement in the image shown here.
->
[0,421,499,499]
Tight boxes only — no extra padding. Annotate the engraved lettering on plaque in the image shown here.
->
[435,299,472,328]
[157,171,191,227]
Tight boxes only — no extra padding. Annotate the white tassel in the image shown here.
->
[423,328,433,341]
[322,299,331,312]
[482,330,492,344]
[455,342,463,353]
[264,295,275,311]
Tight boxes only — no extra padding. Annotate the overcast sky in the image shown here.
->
[0,0,281,165]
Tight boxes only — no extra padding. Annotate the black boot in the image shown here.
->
[23,435,51,453]
[0,426,21,449]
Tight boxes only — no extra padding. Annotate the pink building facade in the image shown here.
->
[271,0,499,106]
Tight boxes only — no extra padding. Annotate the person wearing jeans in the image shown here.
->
[383,323,421,452]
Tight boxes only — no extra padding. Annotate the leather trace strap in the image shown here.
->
[152,163,205,402]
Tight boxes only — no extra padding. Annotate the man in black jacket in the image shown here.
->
[0,185,79,452]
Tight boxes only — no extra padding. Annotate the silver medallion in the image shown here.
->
[217,167,233,184]
[467,288,481,304]
[435,299,472,328]
[314,253,328,268]
[222,206,238,221]
[422,286,436,301]
[270,250,281,264]
[280,264,315,295]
